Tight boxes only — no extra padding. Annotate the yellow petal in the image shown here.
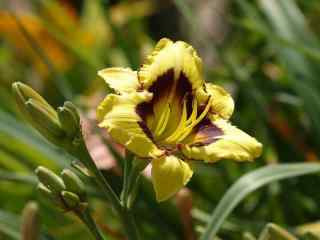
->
[206,83,234,120]
[138,38,204,91]
[181,119,262,162]
[151,155,193,202]
[98,67,140,93]
[97,91,163,158]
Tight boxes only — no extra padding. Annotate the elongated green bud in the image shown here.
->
[12,82,66,145]
[37,183,53,199]
[61,191,80,209]
[12,82,84,151]
[12,82,56,117]
[61,169,85,198]
[71,161,92,177]
[57,102,80,139]
[21,201,40,240]
[25,99,64,141]
[37,183,64,208]
[259,223,297,240]
[35,167,65,194]
[63,101,80,125]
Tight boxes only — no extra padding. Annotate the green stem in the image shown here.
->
[119,152,140,240]
[73,138,140,240]
[75,138,122,214]
[121,209,140,240]
[121,151,133,206]
[77,209,105,240]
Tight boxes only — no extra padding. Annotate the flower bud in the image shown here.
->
[57,101,80,139]
[61,169,86,198]
[35,166,65,194]
[61,191,81,209]
[21,201,40,240]
[71,161,93,177]
[37,183,64,208]
[25,99,65,143]
[12,82,55,117]
[63,101,80,125]
[12,82,67,145]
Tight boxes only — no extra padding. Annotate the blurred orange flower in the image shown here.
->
[0,11,72,78]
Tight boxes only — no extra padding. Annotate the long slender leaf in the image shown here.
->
[234,0,320,150]
[0,210,20,240]
[200,163,320,240]
[0,109,69,169]
[0,209,55,240]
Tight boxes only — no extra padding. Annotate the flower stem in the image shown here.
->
[77,209,105,240]
[121,208,140,240]
[120,152,140,240]
[75,138,122,214]
[121,151,133,206]
[72,137,140,240]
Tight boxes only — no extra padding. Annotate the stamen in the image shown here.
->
[164,95,213,144]
[185,97,198,125]
[154,103,171,137]
[177,96,213,142]
[163,96,188,143]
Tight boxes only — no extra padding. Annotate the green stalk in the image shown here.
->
[74,138,122,214]
[77,209,106,240]
[72,138,140,240]
[121,151,133,206]
[121,209,140,240]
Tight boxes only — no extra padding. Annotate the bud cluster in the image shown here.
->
[35,166,87,212]
[12,82,80,148]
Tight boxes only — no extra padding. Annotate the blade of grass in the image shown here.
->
[232,0,320,63]
[256,0,320,147]
[0,209,55,240]
[0,148,29,172]
[0,169,37,184]
[0,109,69,169]
[0,210,20,240]
[200,163,320,240]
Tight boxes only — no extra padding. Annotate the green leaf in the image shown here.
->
[0,210,20,240]
[200,163,320,240]
[0,109,69,169]
[0,209,55,240]
[256,0,320,146]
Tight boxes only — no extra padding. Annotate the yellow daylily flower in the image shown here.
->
[97,38,262,202]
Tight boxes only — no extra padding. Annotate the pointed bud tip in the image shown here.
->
[12,81,22,91]
[35,166,45,175]
[57,103,80,139]
[12,82,28,104]
[11,82,51,109]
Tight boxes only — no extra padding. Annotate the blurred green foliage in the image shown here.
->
[1,0,320,239]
